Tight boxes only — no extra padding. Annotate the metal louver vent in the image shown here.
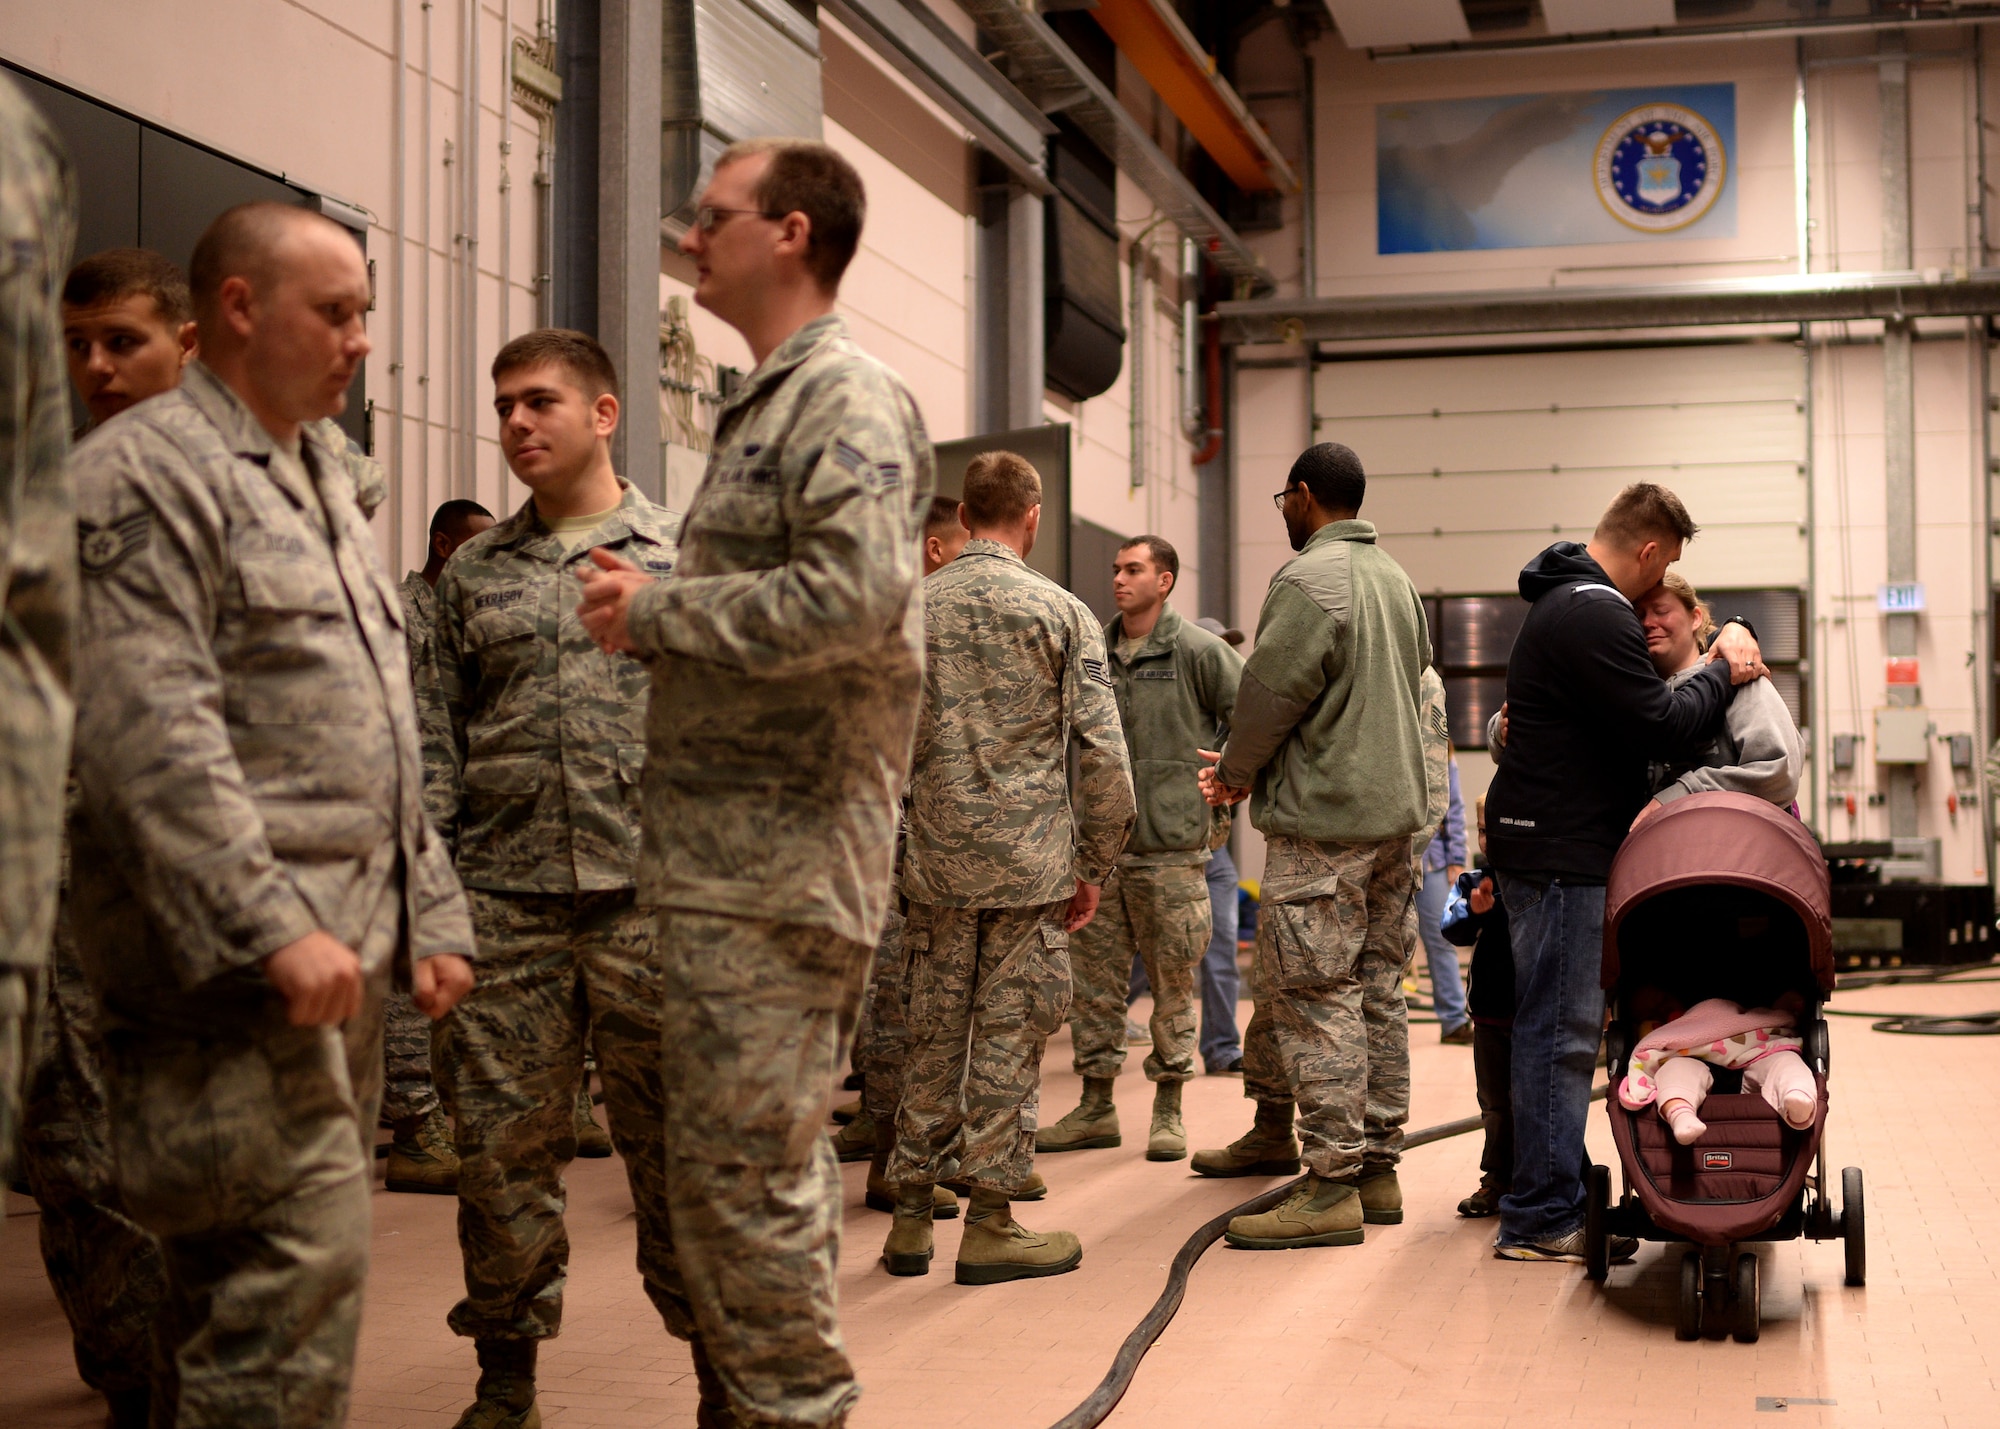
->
[662,0,823,234]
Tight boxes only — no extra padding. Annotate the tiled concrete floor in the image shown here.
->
[5,973,1996,1429]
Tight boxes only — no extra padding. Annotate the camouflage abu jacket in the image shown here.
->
[1103,602,1241,866]
[66,361,473,1027]
[901,538,1135,909]
[0,74,77,972]
[424,478,677,893]
[623,314,932,947]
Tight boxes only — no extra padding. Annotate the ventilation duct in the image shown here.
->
[662,0,823,234]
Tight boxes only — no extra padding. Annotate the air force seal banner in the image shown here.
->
[1596,102,1725,231]
[1377,83,1737,253]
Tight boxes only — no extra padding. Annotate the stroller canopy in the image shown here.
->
[1604,791,1834,994]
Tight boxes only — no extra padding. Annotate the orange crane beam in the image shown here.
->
[1088,0,1299,195]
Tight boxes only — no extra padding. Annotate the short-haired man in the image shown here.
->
[66,200,474,1425]
[1042,535,1239,1162]
[885,450,1134,1281]
[425,328,679,1428]
[845,490,975,1215]
[61,246,196,427]
[576,139,931,1426]
[0,73,74,1226]
[1194,443,1429,1251]
[1484,481,1763,1263]
[374,496,493,1199]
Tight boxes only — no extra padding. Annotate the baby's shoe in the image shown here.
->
[1662,1098,1705,1145]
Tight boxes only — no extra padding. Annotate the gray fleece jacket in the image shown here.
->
[1651,665,1802,807]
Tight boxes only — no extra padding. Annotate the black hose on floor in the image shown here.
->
[1044,1084,1606,1429]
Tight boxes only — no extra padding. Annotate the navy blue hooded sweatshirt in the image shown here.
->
[1485,543,1734,883]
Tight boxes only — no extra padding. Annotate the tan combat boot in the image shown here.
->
[882,1183,936,1277]
[1191,1099,1302,1178]
[1223,1174,1364,1250]
[830,1109,876,1164]
[385,1104,460,1195]
[454,1340,542,1429]
[1358,1166,1403,1225]
[830,1097,862,1125]
[574,1086,612,1159]
[1146,1080,1187,1162]
[865,1121,959,1217]
[1036,1076,1120,1152]
[954,1188,1083,1285]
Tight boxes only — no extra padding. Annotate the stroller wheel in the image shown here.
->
[1584,1163,1611,1283]
[1732,1252,1761,1343]
[1842,1166,1866,1287]
[1675,1250,1702,1341]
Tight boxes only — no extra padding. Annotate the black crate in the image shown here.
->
[1829,883,1996,971]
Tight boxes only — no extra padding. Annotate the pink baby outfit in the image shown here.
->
[1617,998,1816,1144]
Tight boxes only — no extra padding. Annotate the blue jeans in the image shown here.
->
[1495,873,1606,1246]
[1416,866,1469,1032]
[1199,847,1243,1070]
[1126,849,1244,1070]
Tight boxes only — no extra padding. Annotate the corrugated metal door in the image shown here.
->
[1313,342,1808,595]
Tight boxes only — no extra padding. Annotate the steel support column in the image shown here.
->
[598,0,662,498]
[976,177,1045,432]
[1882,38,1921,836]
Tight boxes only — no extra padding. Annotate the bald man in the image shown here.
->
[64,201,475,1427]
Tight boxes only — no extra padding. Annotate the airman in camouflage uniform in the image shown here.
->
[425,441,679,1422]
[581,310,931,1424]
[1043,545,1240,1164]
[0,73,76,1222]
[884,451,1136,1285]
[1191,444,1429,1252]
[68,293,476,1429]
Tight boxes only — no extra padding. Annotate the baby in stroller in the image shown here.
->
[1616,994,1817,1144]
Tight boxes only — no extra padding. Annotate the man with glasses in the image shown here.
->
[1193,442,1431,1251]
[577,138,931,1429]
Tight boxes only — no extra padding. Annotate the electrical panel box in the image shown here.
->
[1831,734,1859,770]
[1874,707,1933,764]
[1947,733,1975,770]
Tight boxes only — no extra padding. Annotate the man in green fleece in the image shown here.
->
[1194,442,1431,1251]
[1041,535,1241,1162]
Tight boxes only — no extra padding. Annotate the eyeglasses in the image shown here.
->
[692,205,780,235]
[1271,486,1300,509]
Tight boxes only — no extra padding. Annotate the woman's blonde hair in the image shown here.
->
[1659,571,1717,647]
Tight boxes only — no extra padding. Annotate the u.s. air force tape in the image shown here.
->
[78,510,152,575]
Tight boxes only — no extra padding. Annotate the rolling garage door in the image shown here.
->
[1313,342,1808,747]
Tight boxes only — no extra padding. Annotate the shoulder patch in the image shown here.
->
[1082,656,1113,689]
[832,439,867,474]
[866,459,902,495]
[78,511,151,576]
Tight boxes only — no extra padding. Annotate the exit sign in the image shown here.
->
[1878,582,1926,614]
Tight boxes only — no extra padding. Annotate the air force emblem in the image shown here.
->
[78,510,152,575]
[1595,102,1724,233]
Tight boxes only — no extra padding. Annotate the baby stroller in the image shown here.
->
[1583,791,1865,1342]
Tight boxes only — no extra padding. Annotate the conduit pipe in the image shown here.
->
[460,0,481,499]
[498,0,514,368]
[391,0,407,564]
[1179,237,1203,442]
[1128,216,1169,490]
[419,0,435,529]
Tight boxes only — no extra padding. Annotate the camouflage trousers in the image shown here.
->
[887,901,1071,1195]
[381,988,441,1123]
[1241,835,1414,1183]
[99,968,386,1429]
[434,887,673,1344]
[1067,862,1210,1083]
[20,923,168,1398]
[656,908,873,1429]
[853,904,908,1125]
[0,966,24,1208]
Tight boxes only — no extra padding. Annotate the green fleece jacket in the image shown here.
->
[1215,520,1431,844]
[1104,603,1243,864]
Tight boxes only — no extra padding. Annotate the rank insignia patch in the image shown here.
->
[78,510,151,575]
